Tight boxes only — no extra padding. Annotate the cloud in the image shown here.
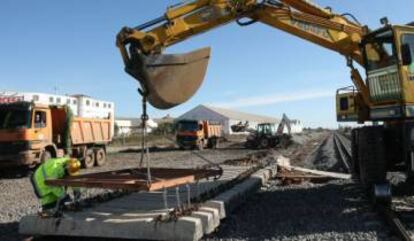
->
[210,89,334,108]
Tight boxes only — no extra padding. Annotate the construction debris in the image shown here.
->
[223,157,259,166]
[276,155,351,180]
[287,166,351,180]
[276,168,331,185]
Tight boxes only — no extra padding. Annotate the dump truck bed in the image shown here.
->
[51,107,113,146]
[71,117,112,145]
[204,121,222,138]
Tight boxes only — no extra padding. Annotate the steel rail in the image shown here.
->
[336,130,414,241]
[332,132,352,173]
[378,205,413,241]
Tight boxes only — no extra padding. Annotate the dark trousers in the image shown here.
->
[42,194,71,211]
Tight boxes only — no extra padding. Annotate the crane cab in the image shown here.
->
[336,24,414,123]
[362,24,414,120]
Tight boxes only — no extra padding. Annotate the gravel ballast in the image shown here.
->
[205,131,400,241]
[205,179,394,241]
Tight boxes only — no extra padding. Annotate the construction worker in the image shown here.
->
[30,157,81,216]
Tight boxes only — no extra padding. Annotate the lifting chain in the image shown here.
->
[138,88,152,184]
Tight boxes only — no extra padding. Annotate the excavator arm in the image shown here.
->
[116,0,370,109]
[276,113,291,135]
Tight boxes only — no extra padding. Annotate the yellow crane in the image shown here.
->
[115,0,414,191]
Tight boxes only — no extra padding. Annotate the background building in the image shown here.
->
[153,114,175,126]
[0,91,114,119]
[177,105,278,134]
[290,119,304,134]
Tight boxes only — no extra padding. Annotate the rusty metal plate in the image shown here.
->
[45,168,222,191]
[126,47,211,109]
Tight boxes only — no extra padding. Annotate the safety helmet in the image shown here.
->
[66,158,81,176]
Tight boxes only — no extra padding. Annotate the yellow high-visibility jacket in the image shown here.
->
[31,157,69,206]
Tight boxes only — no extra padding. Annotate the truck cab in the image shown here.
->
[0,100,113,168]
[176,120,222,150]
[0,102,55,167]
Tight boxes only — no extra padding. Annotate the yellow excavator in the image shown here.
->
[115,0,414,192]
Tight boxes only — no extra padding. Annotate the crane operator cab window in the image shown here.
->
[34,111,46,128]
[364,30,398,71]
[402,33,414,79]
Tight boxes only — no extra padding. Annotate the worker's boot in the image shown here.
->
[66,190,83,212]
[52,194,72,217]
[38,202,59,218]
[38,209,55,218]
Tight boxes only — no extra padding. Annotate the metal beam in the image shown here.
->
[45,168,223,191]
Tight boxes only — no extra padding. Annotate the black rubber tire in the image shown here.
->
[94,148,106,167]
[197,141,204,151]
[215,139,220,149]
[40,150,52,163]
[358,126,387,187]
[82,149,95,169]
[351,129,360,175]
[207,139,213,149]
[208,138,218,149]
[259,138,270,149]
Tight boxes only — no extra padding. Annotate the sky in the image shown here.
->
[0,0,413,128]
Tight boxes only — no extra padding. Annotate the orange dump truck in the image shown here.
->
[0,102,113,168]
[176,120,222,150]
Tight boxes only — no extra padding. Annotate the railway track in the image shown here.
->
[333,131,414,241]
[332,132,352,174]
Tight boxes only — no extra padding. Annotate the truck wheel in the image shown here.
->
[215,139,220,149]
[207,139,213,149]
[358,127,387,187]
[351,129,360,175]
[197,141,204,150]
[95,148,106,166]
[259,138,270,149]
[40,151,52,163]
[208,138,217,149]
[82,149,95,169]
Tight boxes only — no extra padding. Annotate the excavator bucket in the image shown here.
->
[125,47,211,109]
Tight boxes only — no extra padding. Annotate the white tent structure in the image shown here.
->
[114,118,158,137]
[178,105,281,135]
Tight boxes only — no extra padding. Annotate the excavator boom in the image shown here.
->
[116,0,369,110]
[115,0,414,203]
